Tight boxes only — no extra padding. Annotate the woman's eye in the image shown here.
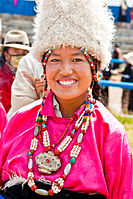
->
[73,58,83,62]
[51,59,60,62]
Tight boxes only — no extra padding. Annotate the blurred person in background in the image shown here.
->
[119,0,133,23]
[122,52,133,114]
[100,43,123,107]
[7,53,46,119]
[124,0,133,23]
[0,30,30,113]
[130,7,133,26]
[112,43,123,70]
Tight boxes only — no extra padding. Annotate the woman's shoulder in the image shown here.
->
[9,92,53,124]
[4,99,42,140]
[0,102,7,132]
[93,100,125,133]
[9,99,42,124]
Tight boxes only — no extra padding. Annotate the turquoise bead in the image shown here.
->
[28,152,32,156]
[70,157,76,164]
[42,123,46,128]
[72,129,75,135]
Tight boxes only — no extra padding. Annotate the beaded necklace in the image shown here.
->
[27,48,97,196]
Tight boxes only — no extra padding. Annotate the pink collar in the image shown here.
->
[41,91,86,119]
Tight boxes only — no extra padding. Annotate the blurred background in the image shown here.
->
[0,0,36,44]
[0,0,132,149]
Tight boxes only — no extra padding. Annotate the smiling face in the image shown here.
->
[46,46,92,103]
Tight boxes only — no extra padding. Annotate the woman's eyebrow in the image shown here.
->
[51,52,84,57]
[51,53,60,57]
[71,52,84,56]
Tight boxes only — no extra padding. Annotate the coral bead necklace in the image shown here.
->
[27,95,95,196]
[27,48,97,196]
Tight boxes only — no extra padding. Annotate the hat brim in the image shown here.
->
[123,52,133,65]
[0,43,31,51]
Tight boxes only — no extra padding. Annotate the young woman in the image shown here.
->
[0,0,132,198]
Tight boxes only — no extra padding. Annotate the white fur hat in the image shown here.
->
[31,0,115,69]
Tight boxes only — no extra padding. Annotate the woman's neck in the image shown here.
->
[56,92,87,118]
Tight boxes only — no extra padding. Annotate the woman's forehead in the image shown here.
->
[51,46,84,56]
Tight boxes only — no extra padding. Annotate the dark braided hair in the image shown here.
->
[92,58,101,100]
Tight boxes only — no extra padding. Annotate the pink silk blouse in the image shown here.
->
[0,102,7,134]
[0,91,132,199]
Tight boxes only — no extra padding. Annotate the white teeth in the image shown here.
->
[59,80,76,86]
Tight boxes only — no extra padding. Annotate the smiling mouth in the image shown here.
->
[57,80,77,86]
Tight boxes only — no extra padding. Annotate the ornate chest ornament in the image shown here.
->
[36,151,61,174]
[27,48,96,197]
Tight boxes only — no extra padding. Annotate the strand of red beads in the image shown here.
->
[27,97,94,196]
[27,48,97,196]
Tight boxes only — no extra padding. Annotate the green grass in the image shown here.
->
[114,115,133,150]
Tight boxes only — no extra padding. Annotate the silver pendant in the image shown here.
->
[36,151,61,174]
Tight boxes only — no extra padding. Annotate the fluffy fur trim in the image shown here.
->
[3,172,51,190]
[3,172,27,189]
[31,0,115,69]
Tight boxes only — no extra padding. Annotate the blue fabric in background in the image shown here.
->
[126,7,131,23]
[0,0,36,16]
[108,6,121,23]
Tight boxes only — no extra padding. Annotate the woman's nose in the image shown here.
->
[59,61,73,75]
